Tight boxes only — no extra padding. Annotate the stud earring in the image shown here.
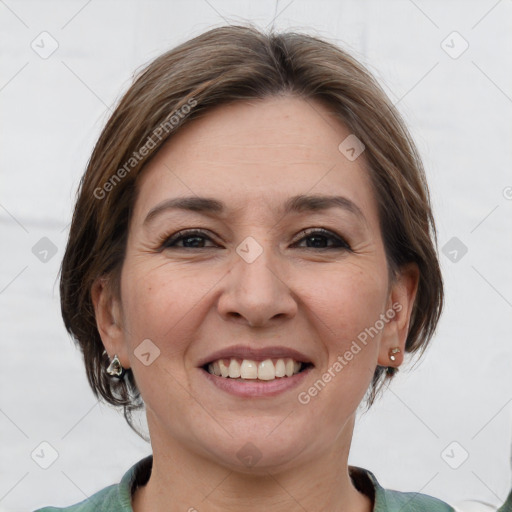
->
[388,347,401,362]
[106,354,126,378]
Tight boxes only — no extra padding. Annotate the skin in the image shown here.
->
[92,95,419,512]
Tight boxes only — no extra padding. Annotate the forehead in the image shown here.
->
[132,96,379,226]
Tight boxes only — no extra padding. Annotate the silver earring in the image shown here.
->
[106,354,125,378]
[389,347,401,362]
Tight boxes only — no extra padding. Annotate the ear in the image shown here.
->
[90,277,130,369]
[377,262,420,368]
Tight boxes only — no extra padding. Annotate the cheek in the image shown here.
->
[297,266,386,423]
[304,261,388,345]
[118,262,216,408]
[120,260,221,350]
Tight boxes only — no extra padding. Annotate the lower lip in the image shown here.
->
[201,366,313,398]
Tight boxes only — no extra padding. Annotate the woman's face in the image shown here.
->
[96,95,417,473]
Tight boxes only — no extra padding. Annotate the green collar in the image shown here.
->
[497,489,512,512]
[117,455,454,512]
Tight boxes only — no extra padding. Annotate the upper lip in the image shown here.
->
[197,345,314,367]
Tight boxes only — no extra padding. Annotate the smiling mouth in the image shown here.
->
[203,357,314,381]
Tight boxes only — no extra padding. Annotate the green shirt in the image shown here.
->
[498,489,512,512]
[33,455,455,511]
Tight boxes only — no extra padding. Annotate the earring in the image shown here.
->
[388,347,401,362]
[106,354,125,378]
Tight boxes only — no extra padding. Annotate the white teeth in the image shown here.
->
[285,358,294,377]
[240,360,258,379]
[207,357,305,380]
[258,359,275,380]
[218,359,229,378]
[275,359,286,377]
[228,359,241,378]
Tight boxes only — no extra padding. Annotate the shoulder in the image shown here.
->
[31,483,120,511]
[497,489,512,512]
[31,455,153,512]
[349,466,455,512]
[378,487,455,511]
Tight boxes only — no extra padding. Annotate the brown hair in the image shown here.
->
[60,24,443,438]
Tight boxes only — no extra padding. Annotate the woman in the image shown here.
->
[34,25,454,511]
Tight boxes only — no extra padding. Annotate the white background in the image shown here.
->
[1,1,511,511]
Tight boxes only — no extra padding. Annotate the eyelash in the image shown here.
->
[158,228,352,251]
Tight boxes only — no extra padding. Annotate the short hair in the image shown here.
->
[60,24,443,438]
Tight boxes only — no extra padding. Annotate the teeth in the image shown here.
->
[218,359,229,378]
[207,357,305,380]
[275,358,286,377]
[240,360,258,379]
[285,359,294,377]
[228,359,241,378]
[258,359,275,381]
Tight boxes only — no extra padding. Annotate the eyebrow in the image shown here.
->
[143,194,366,226]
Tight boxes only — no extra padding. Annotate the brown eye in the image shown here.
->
[159,228,351,251]
[292,228,351,250]
[161,229,216,249]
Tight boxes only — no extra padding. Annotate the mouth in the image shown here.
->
[202,357,314,381]
[198,345,315,383]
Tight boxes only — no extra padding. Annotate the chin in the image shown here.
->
[200,430,312,475]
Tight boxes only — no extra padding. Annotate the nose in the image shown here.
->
[217,242,298,328]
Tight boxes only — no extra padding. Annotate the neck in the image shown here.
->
[132,413,373,512]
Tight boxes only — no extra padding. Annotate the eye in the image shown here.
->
[159,229,216,249]
[292,228,352,250]
[159,227,352,251]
